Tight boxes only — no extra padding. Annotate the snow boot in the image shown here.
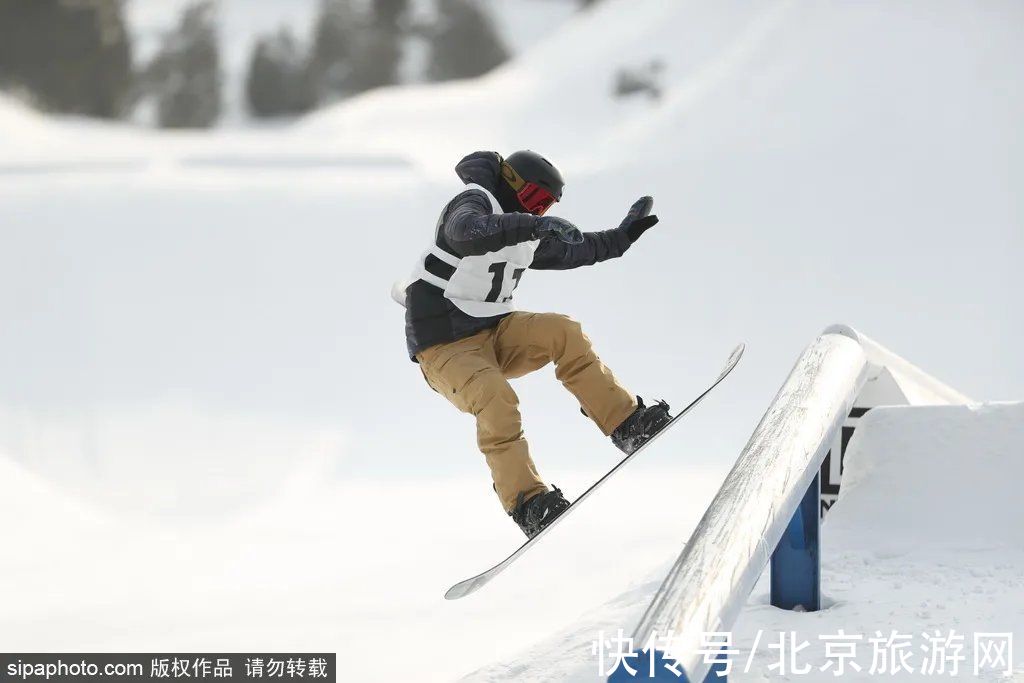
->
[610,396,672,455]
[510,486,570,539]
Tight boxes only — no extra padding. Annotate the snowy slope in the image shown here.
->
[465,402,1024,681]
[0,456,732,681]
[0,0,1022,681]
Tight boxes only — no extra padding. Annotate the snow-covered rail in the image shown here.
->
[622,326,969,683]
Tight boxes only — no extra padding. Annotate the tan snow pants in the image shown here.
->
[416,312,637,512]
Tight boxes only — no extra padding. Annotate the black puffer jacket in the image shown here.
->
[404,151,633,359]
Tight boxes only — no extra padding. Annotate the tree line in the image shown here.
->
[0,0,540,128]
[246,0,510,118]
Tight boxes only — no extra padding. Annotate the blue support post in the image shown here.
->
[770,473,821,611]
[611,476,821,683]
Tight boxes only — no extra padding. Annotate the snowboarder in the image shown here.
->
[401,150,670,538]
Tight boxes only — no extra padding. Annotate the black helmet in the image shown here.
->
[501,150,565,209]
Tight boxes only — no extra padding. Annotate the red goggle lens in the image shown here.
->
[517,183,557,215]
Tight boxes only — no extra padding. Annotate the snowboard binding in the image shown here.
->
[610,396,673,455]
[510,486,571,539]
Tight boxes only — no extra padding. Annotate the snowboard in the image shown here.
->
[444,343,745,600]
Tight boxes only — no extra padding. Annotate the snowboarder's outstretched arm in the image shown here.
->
[443,190,541,257]
[529,227,631,270]
[530,196,660,270]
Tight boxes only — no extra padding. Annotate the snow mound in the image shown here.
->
[827,402,1024,551]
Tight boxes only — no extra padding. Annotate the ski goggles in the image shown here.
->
[500,161,558,215]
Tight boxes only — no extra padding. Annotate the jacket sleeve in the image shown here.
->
[443,190,541,257]
[529,227,632,270]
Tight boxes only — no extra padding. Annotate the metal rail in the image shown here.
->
[624,330,870,682]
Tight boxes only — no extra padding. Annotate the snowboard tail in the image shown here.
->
[444,343,745,600]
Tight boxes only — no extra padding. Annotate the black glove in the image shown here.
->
[618,196,659,243]
[535,215,584,245]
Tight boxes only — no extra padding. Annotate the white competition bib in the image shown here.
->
[409,184,538,318]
